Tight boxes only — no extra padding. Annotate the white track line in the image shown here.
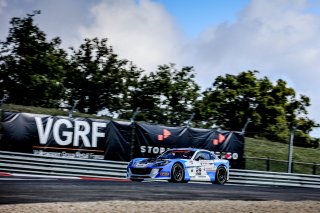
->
[0,178,57,181]
[11,173,81,179]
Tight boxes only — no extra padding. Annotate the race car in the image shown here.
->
[127,148,229,184]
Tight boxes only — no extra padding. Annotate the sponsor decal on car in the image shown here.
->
[135,163,148,168]
[160,172,170,176]
[204,165,216,172]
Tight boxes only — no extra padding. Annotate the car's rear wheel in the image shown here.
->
[214,166,227,184]
[170,163,185,183]
[130,178,144,182]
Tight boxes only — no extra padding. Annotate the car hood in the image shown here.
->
[131,158,176,167]
[137,158,167,164]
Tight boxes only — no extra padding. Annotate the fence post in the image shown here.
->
[266,157,270,171]
[0,108,2,142]
[287,126,296,173]
[0,93,8,142]
[68,100,79,118]
[241,118,251,135]
[130,122,135,160]
[130,107,140,160]
[313,162,317,175]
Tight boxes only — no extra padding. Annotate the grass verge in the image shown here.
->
[245,137,320,175]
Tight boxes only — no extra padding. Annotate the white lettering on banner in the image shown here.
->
[141,146,146,153]
[140,146,170,154]
[53,119,73,146]
[73,120,91,147]
[153,147,159,153]
[232,153,239,160]
[35,117,107,148]
[160,147,166,153]
[215,152,239,160]
[35,117,53,145]
[92,122,107,147]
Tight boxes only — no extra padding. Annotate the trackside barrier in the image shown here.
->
[228,169,320,188]
[0,151,128,178]
[0,151,320,188]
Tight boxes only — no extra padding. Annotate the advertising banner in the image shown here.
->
[134,123,244,168]
[0,111,245,168]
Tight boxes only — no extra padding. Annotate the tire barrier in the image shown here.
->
[0,151,320,188]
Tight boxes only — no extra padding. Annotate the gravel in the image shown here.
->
[1,200,319,213]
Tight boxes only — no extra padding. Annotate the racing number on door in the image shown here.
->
[196,167,202,175]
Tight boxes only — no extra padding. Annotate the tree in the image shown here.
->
[127,64,200,125]
[0,11,68,107]
[65,38,142,115]
[195,70,318,143]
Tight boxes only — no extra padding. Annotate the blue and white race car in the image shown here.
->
[127,148,230,184]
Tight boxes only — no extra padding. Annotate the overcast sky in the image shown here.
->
[1,0,320,136]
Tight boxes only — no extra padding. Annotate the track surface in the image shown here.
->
[1,177,320,204]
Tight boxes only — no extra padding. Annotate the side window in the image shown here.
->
[195,152,211,160]
[209,152,216,160]
[202,152,211,160]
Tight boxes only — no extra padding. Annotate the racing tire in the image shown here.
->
[130,178,144,182]
[214,166,228,185]
[170,163,185,183]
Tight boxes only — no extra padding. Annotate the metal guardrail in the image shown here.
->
[0,151,128,178]
[244,156,320,175]
[228,169,320,188]
[0,151,320,188]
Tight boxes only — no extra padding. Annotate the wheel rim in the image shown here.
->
[173,164,183,181]
[217,168,226,183]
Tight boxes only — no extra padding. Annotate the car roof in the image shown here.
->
[168,148,210,152]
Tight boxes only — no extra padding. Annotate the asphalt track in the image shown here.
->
[1,176,320,204]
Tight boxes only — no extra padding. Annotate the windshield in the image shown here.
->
[158,150,195,160]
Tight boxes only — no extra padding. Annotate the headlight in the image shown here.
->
[151,169,160,175]
[154,160,170,167]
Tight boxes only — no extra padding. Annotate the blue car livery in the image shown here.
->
[127,148,230,184]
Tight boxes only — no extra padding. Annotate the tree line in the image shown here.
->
[0,11,319,147]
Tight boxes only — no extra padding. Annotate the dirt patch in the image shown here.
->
[0,200,319,213]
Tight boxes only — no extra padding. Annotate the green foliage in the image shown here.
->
[126,64,200,125]
[65,38,142,114]
[195,71,319,144]
[0,11,68,107]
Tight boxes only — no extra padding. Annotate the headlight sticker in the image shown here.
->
[160,172,170,176]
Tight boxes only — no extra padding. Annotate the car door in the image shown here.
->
[193,151,214,179]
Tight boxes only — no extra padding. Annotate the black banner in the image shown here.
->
[0,112,245,168]
[134,123,244,168]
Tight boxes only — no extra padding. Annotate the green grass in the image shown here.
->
[1,104,105,119]
[1,104,320,175]
[244,137,320,175]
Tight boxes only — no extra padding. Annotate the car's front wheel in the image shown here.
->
[170,163,185,183]
[214,166,227,184]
